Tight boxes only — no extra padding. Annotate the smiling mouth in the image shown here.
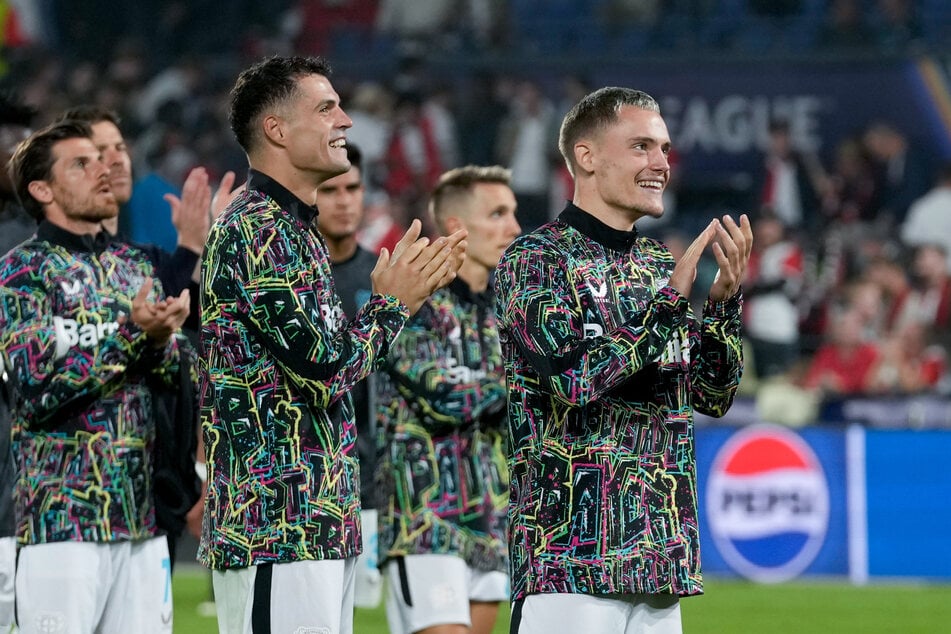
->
[329,139,346,149]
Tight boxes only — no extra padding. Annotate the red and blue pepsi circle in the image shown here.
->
[706,425,830,582]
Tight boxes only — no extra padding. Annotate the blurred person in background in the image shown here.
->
[377,165,519,634]
[1,119,190,633]
[743,210,804,380]
[862,120,932,226]
[901,161,951,272]
[867,321,946,394]
[315,143,385,610]
[756,118,825,231]
[496,79,557,233]
[890,243,951,336]
[0,91,37,254]
[801,302,880,396]
[385,89,447,237]
[819,135,879,226]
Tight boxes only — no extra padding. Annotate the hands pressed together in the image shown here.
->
[131,278,191,348]
[371,219,468,315]
[668,213,753,302]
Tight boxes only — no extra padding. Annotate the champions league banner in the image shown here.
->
[590,57,951,185]
[695,423,951,583]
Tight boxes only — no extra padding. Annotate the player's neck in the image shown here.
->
[325,235,358,263]
[101,216,119,236]
[458,260,489,293]
[572,195,639,232]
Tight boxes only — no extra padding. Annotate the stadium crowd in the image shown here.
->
[4,2,948,406]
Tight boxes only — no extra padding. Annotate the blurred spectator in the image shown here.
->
[848,277,889,342]
[345,81,394,191]
[891,243,951,334]
[901,162,951,271]
[294,0,379,55]
[801,304,880,395]
[744,211,804,379]
[457,72,509,167]
[862,120,933,225]
[798,225,847,354]
[817,0,875,51]
[757,118,825,230]
[865,253,913,330]
[0,90,36,255]
[820,135,880,225]
[496,79,557,232]
[867,321,946,394]
[384,89,446,234]
[376,0,456,48]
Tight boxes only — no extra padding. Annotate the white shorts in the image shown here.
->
[15,537,172,634]
[0,536,14,628]
[212,557,357,634]
[384,554,509,634]
[355,509,383,609]
[510,592,682,634]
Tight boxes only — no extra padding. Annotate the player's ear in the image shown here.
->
[27,180,53,205]
[262,113,286,147]
[574,141,595,175]
[443,215,464,234]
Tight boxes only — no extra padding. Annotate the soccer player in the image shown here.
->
[0,119,191,633]
[315,143,385,608]
[199,55,466,634]
[495,87,752,633]
[377,165,520,634]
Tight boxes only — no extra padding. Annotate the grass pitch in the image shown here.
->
[171,567,950,633]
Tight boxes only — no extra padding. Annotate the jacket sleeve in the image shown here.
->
[690,292,744,417]
[495,237,689,409]
[206,213,408,410]
[384,303,507,429]
[0,252,181,431]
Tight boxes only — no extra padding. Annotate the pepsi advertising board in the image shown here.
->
[696,425,850,581]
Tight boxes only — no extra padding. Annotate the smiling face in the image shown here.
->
[89,120,133,204]
[280,73,353,184]
[584,105,671,223]
[37,137,117,230]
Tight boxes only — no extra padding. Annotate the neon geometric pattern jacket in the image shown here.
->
[0,221,183,544]
[495,204,744,600]
[198,170,408,570]
[376,277,509,573]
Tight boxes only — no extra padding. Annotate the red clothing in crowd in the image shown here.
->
[802,343,880,394]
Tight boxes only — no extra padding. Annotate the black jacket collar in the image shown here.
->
[448,275,493,308]
[37,220,112,253]
[247,169,319,226]
[558,202,639,252]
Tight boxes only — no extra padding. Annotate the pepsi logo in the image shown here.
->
[706,425,829,582]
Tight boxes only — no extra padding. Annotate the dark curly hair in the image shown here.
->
[229,55,333,154]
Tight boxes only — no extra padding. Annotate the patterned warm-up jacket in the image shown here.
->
[495,204,744,600]
[198,170,408,570]
[377,277,509,573]
[0,221,182,544]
